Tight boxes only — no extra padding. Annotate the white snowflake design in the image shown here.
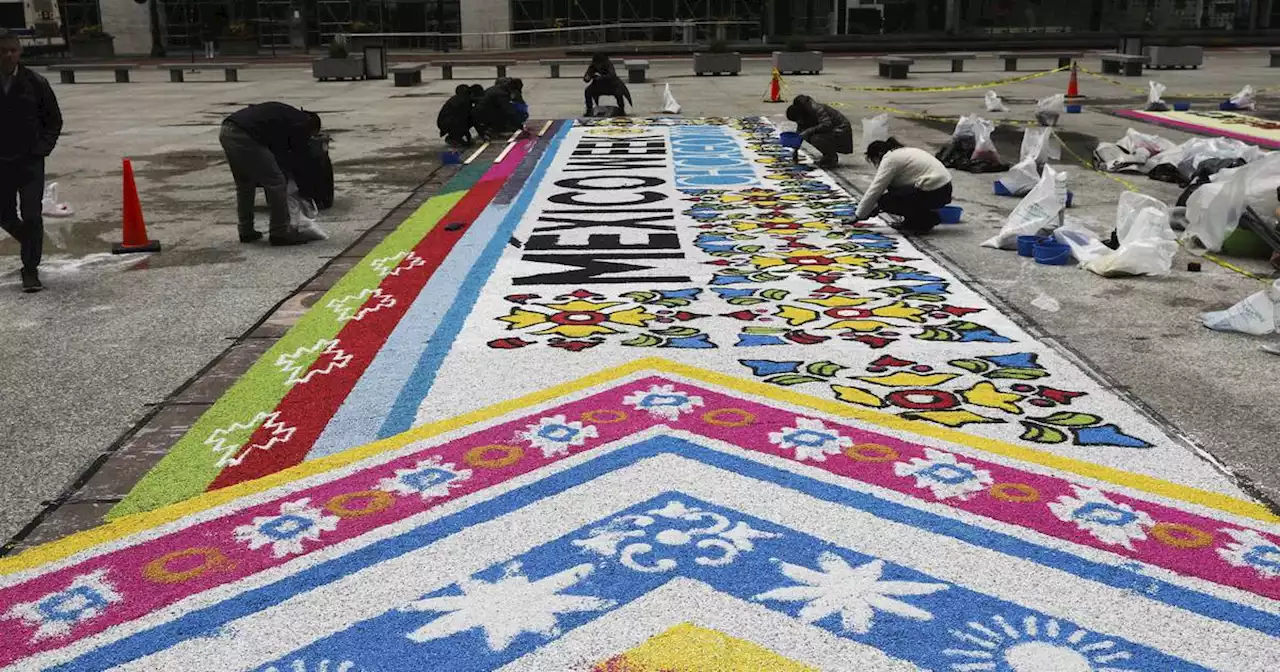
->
[234,498,340,558]
[3,570,123,642]
[377,456,473,500]
[893,448,994,501]
[327,288,397,323]
[946,614,1139,671]
[1217,528,1280,579]
[1048,486,1154,551]
[370,251,425,278]
[400,562,613,651]
[517,415,599,458]
[753,552,948,634]
[204,411,297,468]
[768,417,854,462]
[621,384,705,421]
[275,338,354,386]
[261,660,360,672]
[573,500,779,573]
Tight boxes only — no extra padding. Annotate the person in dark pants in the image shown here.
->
[0,29,61,293]
[583,53,631,116]
[856,138,954,234]
[473,78,528,138]
[438,84,478,147]
[219,102,322,246]
[785,94,853,168]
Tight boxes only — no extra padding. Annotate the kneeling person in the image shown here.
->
[219,102,322,246]
[856,138,954,234]
[438,84,478,147]
[786,94,853,168]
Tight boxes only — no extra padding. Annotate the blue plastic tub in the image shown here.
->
[1173,101,1191,111]
[1066,190,1074,208]
[442,150,462,165]
[1066,104,1083,114]
[1219,101,1239,111]
[1017,235,1045,257]
[937,205,963,224]
[780,131,803,148]
[1033,240,1073,265]
[994,181,1013,196]
[514,102,530,118]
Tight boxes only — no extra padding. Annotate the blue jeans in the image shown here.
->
[0,157,44,272]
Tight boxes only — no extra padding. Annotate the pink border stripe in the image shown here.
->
[1116,109,1280,149]
[1,376,1276,665]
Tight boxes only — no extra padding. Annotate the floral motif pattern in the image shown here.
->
[893,449,994,501]
[1217,528,1280,579]
[573,500,779,573]
[488,288,714,351]
[768,417,854,462]
[621,384,705,421]
[377,456,473,500]
[3,570,122,642]
[233,499,340,558]
[1048,487,1154,551]
[518,415,599,457]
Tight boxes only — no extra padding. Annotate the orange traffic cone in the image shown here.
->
[1066,61,1083,100]
[112,158,161,254]
[763,68,783,103]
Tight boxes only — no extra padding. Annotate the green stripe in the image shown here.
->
[110,162,491,519]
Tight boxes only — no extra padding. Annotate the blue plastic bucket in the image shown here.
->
[514,102,530,117]
[1219,101,1239,111]
[1033,240,1073,265]
[1066,104,1083,114]
[994,181,1013,196]
[937,205,963,224]
[780,131,803,148]
[1173,101,1191,111]
[1016,235,1044,257]
[1066,190,1074,208]
[442,150,462,165]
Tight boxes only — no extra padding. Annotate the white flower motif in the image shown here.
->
[754,552,948,634]
[946,614,1139,671]
[621,384,705,421]
[400,562,613,651]
[371,251,425,278]
[893,448,994,501]
[1048,486,1154,551]
[234,498,340,558]
[1217,528,1280,579]
[518,415,598,457]
[205,411,297,468]
[377,456,473,500]
[261,660,360,672]
[327,288,396,323]
[768,417,853,462]
[275,338,354,386]
[3,570,122,642]
[574,500,779,573]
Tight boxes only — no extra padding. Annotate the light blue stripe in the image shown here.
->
[54,436,1280,671]
[378,122,572,438]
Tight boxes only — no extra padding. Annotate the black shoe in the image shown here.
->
[817,155,839,169]
[20,269,42,293]
[269,231,311,247]
[239,230,264,243]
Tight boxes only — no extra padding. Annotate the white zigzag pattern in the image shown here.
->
[275,339,355,386]
[371,251,426,278]
[327,288,397,323]
[205,411,298,468]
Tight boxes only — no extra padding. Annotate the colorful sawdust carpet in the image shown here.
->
[5,117,1274,670]
[1114,109,1280,149]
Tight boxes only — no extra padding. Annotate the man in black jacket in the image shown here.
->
[473,78,528,138]
[786,94,853,169]
[219,102,322,246]
[0,29,62,293]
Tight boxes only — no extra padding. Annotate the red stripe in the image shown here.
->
[208,148,528,490]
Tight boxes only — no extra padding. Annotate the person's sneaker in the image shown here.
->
[816,155,839,169]
[269,231,311,247]
[20,269,42,293]
[239,230,264,243]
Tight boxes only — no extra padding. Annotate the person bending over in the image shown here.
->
[855,138,954,234]
[785,94,852,168]
[583,53,631,116]
[474,78,528,137]
[219,102,321,246]
[438,84,478,147]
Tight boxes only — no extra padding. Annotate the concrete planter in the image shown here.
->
[69,38,114,60]
[312,56,366,81]
[220,38,260,57]
[693,52,741,76]
[1144,45,1203,69]
[771,50,823,75]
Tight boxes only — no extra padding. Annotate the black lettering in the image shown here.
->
[513,254,691,285]
[554,176,665,190]
[524,233,681,252]
[534,214,675,233]
[547,191,667,208]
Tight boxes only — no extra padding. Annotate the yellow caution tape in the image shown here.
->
[803,64,1069,95]
[1076,65,1278,100]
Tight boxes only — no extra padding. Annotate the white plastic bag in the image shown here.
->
[287,180,327,241]
[984,90,1008,113]
[1034,94,1065,127]
[1081,192,1177,277]
[1020,126,1061,165]
[996,158,1041,196]
[1184,153,1280,252]
[1116,128,1177,157]
[983,165,1068,249]
[951,114,978,139]
[41,182,73,218]
[971,117,1000,164]
[1230,85,1257,111]
[661,83,681,114]
[1201,280,1280,335]
[860,113,890,153]
[1145,80,1169,111]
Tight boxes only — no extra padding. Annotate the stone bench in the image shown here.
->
[1270,48,1280,67]
[896,52,977,73]
[623,59,650,83]
[538,59,590,78]
[389,63,425,87]
[158,63,246,83]
[48,63,139,84]
[995,51,1082,71]
[1100,53,1147,77]
[877,56,912,80]
[432,60,515,80]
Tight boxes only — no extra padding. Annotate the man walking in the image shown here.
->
[219,102,323,246]
[0,29,62,293]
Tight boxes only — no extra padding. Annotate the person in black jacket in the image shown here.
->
[473,78,528,138]
[219,102,322,246]
[786,94,853,169]
[0,29,61,293]
[582,53,631,116]
[438,84,477,147]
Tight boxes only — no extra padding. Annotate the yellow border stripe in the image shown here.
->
[2,358,1273,574]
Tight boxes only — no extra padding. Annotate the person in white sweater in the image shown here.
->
[855,138,954,233]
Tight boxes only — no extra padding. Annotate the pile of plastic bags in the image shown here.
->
[996,127,1063,196]
[936,115,1008,173]
[1056,192,1178,277]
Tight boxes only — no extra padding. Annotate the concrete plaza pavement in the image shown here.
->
[0,49,1277,552]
